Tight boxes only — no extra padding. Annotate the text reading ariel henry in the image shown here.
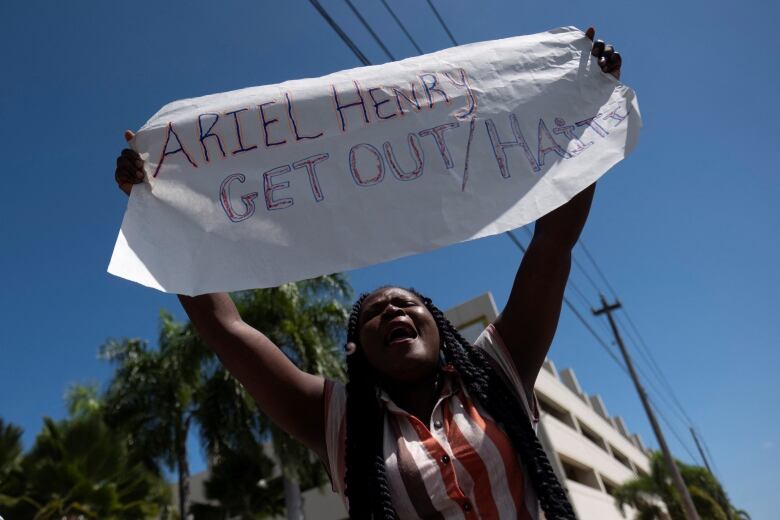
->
[149,68,629,223]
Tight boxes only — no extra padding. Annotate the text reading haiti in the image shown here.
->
[148,68,628,223]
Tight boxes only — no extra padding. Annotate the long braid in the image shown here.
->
[344,294,396,519]
[343,288,576,520]
[417,293,577,520]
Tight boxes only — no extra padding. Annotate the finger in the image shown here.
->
[119,149,145,176]
[116,154,144,176]
[119,182,133,195]
[115,169,135,195]
[585,27,595,41]
[591,39,606,57]
[121,147,141,162]
[115,162,144,185]
[115,167,142,187]
[600,45,615,65]
[124,130,135,142]
[605,52,622,75]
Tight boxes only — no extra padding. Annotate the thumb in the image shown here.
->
[585,27,595,41]
[124,130,135,143]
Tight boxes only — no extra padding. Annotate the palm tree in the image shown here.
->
[0,397,170,520]
[102,274,351,519]
[101,311,211,518]
[196,274,351,520]
[614,451,748,520]
[0,418,26,516]
[0,418,23,475]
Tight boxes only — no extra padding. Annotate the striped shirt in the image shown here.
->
[323,323,541,519]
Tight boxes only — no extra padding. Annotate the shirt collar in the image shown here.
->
[376,363,461,414]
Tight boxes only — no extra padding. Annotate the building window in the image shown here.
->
[609,445,633,471]
[560,457,600,490]
[602,477,618,497]
[579,421,608,451]
[537,393,577,430]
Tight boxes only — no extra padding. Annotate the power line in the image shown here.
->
[512,227,596,310]
[307,0,371,66]
[575,234,703,439]
[379,0,423,55]
[571,254,603,295]
[343,0,396,61]
[308,1,707,480]
[594,297,702,520]
[567,280,597,314]
[650,396,700,463]
[700,434,723,480]
[506,230,629,374]
[631,341,695,430]
[615,313,675,401]
[425,0,458,46]
[621,308,698,429]
[579,241,618,299]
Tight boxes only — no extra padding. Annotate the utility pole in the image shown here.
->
[690,428,732,520]
[690,428,712,475]
[593,295,701,520]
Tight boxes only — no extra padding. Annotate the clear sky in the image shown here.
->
[1,0,778,517]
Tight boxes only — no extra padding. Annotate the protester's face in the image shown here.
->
[357,288,440,382]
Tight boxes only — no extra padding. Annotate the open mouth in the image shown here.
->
[384,322,418,346]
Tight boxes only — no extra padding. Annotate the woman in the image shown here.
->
[115,28,621,519]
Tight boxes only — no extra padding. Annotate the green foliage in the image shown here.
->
[101,311,211,515]
[65,383,102,418]
[191,447,285,520]
[102,274,352,517]
[0,419,26,515]
[613,451,747,520]
[0,410,170,520]
[0,418,23,479]
[1,274,352,519]
[199,275,351,484]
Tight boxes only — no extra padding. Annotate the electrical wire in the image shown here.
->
[308,0,710,473]
[343,0,396,61]
[425,0,458,46]
[621,309,699,429]
[650,396,700,463]
[579,240,618,299]
[506,231,629,375]
[577,234,700,434]
[571,254,603,295]
[700,434,723,480]
[379,0,423,55]
[307,0,371,66]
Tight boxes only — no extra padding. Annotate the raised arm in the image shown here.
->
[115,131,327,458]
[493,184,594,396]
[493,27,621,396]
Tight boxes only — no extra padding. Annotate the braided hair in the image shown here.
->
[343,288,576,520]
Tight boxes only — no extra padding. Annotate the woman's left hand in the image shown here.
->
[585,27,622,79]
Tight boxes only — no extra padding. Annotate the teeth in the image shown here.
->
[389,326,414,341]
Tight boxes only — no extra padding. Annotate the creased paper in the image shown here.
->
[108,26,640,295]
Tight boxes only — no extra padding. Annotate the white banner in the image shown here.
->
[109,26,640,296]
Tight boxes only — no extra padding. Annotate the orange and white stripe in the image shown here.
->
[324,324,540,519]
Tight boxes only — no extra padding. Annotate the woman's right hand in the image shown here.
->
[114,130,145,196]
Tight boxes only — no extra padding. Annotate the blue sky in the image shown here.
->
[1,0,778,517]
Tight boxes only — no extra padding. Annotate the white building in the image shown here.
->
[181,292,654,519]
[446,292,652,520]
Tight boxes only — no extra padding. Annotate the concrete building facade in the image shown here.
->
[445,292,651,520]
